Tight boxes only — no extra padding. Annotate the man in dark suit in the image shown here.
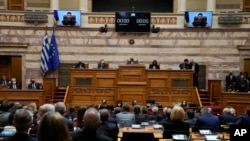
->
[236,72,248,92]
[194,107,220,132]
[27,79,40,90]
[74,61,85,68]
[98,109,119,141]
[179,59,189,70]
[3,109,36,141]
[0,75,9,86]
[97,59,108,69]
[192,13,208,27]
[71,108,112,141]
[189,59,199,87]
[235,107,250,125]
[225,72,237,91]
[8,78,21,89]
[219,107,238,125]
[127,58,138,65]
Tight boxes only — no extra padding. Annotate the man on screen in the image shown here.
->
[61,12,77,26]
[192,13,208,27]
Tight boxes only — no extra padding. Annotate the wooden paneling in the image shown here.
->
[10,56,22,85]
[221,92,250,115]
[66,66,200,107]
[208,80,222,104]
[0,89,44,106]
[8,0,24,10]
[43,78,56,103]
[243,0,250,12]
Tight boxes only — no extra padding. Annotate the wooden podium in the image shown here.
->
[117,64,147,105]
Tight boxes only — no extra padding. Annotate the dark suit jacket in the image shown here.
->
[162,120,190,139]
[190,63,199,74]
[97,63,108,69]
[149,64,160,69]
[8,83,21,89]
[0,79,9,86]
[75,62,85,68]
[3,132,36,141]
[97,121,119,141]
[219,114,238,124]
[71,129,112,141]
[235,116,250,125]
[27,83,40,89]
[179,63,189,70]
[127,60,138,65]
[195,114,220,132]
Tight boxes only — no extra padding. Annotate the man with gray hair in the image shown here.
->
[3,109,36,141]
[71,108,112,141]
[194,107,220,132]
[54,102,73,131]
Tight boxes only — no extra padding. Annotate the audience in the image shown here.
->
[0,102,11,127]
[98,109,119,141]
[71,108,112,141]
[64,105,77,121]
[73,105,87,132]
[37,111,72,141]
[133,105,147,124]
[150,106,163,123]
[3,109,35,141]
[159,107,172,125]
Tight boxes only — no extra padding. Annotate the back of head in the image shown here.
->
[14,109,33,132]
[99,108,110,122]
[186,109,195,119]
[134,105,141,114]
[201,107,211,115]
[170,106,185,121]
[40,104,55,116]
[54,102,66,115]
[83,108,100,130]
[152,106,159,113]
[122,104,130,112]
[37,111,71,141]
[223,107,230,114]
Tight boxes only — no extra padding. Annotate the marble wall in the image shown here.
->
[0,27,250,90]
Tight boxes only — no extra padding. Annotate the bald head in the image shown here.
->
[83,108,101,130]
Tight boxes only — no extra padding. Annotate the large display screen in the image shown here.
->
[54,10,81,27]
[115,11,151,33]
[184,11,213,28]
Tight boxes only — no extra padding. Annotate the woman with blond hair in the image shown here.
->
[162,106,190,139]
[37,111,72,141]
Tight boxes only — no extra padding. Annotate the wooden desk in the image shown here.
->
[221,92,250,115]
[118,126,163,139]
[0,89,44,106]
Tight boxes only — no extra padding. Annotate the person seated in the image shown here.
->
[74,61,85,68]
[61,12,77,26]
[97,59,108,69]
[162,106,190,139]
[194,107,220,132]
[116,100,123,107]
[127,57,138,65]
[149,60,160,69]
[8,78,21,89]
[179,59,190,70]
[0,75,9,87]
[219,107,238,125]
[27,78,41,89]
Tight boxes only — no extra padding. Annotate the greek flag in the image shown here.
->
[40,33,50,76]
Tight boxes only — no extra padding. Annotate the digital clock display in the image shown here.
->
[115,11,151,32]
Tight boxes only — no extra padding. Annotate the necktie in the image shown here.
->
[13,84,16,89]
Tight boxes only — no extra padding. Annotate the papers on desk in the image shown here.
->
[131,124,142,129]
[153,124,163,129]
[141,122,149,126]
[172,134,188,140]
[205,135,220,141]
[199,129,212,135]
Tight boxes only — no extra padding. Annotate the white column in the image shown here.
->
[207,0,216,12]
[50,0,59,11]
[79,0,88,12]
[177,0,186,13]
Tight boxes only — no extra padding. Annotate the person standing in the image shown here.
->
[189,59,199,88]
[179,59,189,70]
